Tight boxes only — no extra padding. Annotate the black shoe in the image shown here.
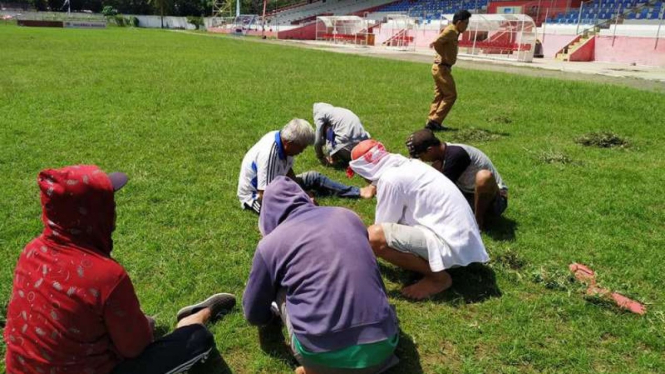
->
[425,120,448,132]
[176,293,236,322]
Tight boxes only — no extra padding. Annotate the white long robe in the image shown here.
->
[350,146,489,272]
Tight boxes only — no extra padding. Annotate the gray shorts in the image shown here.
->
[380,223,431,260]
[275,289,399,374]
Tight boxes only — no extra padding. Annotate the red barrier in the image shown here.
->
[17,20,63,27]
[459,40,532,51]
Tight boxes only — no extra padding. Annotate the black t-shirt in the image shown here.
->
[442,145,471,183]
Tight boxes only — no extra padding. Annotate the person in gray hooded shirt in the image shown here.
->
[313,103,371,168]
[243,176,399,374]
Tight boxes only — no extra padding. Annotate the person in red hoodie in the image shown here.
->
[3,165,236,374]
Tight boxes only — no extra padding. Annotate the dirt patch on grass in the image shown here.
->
[575,132,629,148]
[494,249,526,270]
[450,128,505,143]
[489,115,513,125]
[539,150,576,165]
[531,267,577,292]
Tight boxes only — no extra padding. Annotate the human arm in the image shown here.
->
[431,31,452,58]
[243,249,277,326]
[313,106,329,161]
[103,275,153,359]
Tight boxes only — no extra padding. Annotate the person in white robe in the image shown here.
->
[348,140,489,299]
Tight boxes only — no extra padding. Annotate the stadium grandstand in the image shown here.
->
[254,0,662,65]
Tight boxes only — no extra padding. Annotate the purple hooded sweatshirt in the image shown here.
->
[243,176,398,353]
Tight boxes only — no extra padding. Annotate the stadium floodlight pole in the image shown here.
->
[62,0,70,17]
[576,1,584,34]
[612,4,620,47]
[261,0,268,37]
[471,15,478,55]
[656,10,663,50]
[236,0,240,17]
[542,8,549,43]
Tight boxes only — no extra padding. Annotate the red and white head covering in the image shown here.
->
[348,140,407,182]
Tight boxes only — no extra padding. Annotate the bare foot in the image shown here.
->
[360,184,377,199]
[401,272,452,300]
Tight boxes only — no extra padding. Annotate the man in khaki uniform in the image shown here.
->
[426,10,471,131]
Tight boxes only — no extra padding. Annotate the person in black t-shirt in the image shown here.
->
[406,129,508,230]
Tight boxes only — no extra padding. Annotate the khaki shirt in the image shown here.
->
[432,24,460,66]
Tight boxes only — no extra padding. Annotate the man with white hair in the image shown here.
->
[348,139,489,300]
[237,118,375,214]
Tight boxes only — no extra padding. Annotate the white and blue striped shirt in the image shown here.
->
[237,131,294,207]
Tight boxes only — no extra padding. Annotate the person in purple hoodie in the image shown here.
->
[243,176,400,374]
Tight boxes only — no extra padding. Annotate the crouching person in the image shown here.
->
[243,176,399,374]
[3,165,236,374]
[349,140,489,300]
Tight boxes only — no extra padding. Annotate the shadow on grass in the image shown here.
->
[258,322,298,369]
[485,216,518,241]
[382,263,501,305]
[447,127,510,143]
[385,330,424,374]
[257,321,424,373]
[1,302,6,328]
[190,346,234,374]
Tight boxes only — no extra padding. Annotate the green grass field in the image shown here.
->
[1,25,664,373]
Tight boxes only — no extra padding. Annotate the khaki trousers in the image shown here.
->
[428,64,457,124]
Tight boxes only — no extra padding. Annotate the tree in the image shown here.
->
[102,5,118,17]
[148,0,172,28]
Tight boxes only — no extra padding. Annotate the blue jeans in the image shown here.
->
[296,171,360,198]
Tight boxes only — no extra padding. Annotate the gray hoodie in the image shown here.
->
[313,103,370,159]
[243,176,397,352]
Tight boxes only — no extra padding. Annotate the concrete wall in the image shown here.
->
[595,35,665,66]
[541,34,578,57]
[208,27,277,38]
[569,36,594,61]
[133,15,196,29]
[278,20,319,39]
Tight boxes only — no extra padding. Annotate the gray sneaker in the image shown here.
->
[176,293,236,322]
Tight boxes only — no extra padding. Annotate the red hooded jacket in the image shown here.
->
[4,165,153,374]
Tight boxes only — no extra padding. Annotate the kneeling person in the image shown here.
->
[313,102,371,168]
[243,177,399,374]
[406,129,508,229]
[237,118,375,214]
[349,140,489,300]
